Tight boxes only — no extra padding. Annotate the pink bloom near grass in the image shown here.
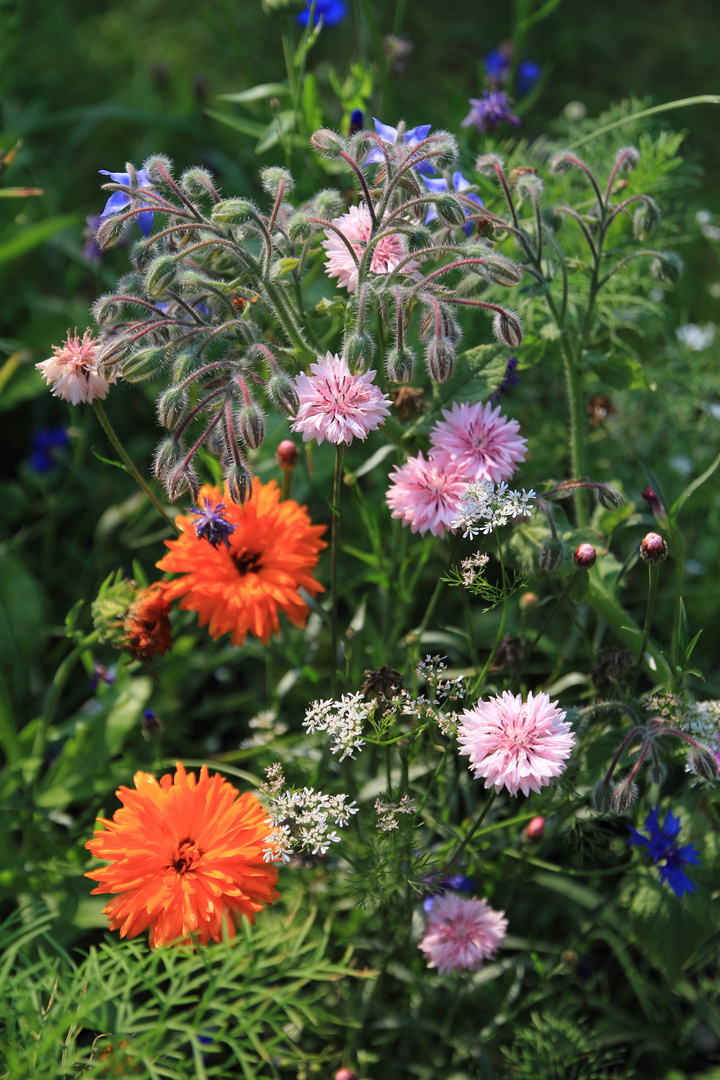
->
[36,328,112,405]
[418,892,508,975]
[458,690,575,797]
[386,452,467,537]
[291,352,391,446]
[322,203,419,293]
[429,400,527,484]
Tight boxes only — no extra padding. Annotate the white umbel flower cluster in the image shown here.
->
[259,764,358,862]
[302,691,376,760]
[451,480,536,539]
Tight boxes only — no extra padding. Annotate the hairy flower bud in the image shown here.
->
[549,151,574,175]
[268,372,300,417]
[590,780,614,813]
[312,189,345,218]
[153,436,183,483]
[276,439,299,471]
[142,154,174,186]
[122,346,166,383]
[171,350,201,382]
[688,744,719,782]
[92,293,123,326]
[540,537,565,573]
[385,345,415,383]
[91,572,138,647]
[180,167,217,200]
[211,199,257,226]
[224,458,253,505]
[157,385,188,429]
[613,145,640,174]
[238,403,265,450]
[163,462,199,503]
[492,309,523,348]
[287,212,314,241]
[651,251,683,284]
[260,166,295,197]
[405,223,434,251]
[524,816,545,841]
[426,133,458,170]
[633,198,661,240]
[483,256,522,288]
[431,193,466,228]
[611,779,638,814]
[344,331,376,372]
[596,484,623,509]
[640,531,668,564]
[425,338,455,382]
[573,543,597,569]
[96,215,127,249]
[145,255,177,298]
[311,129,347,159]
[647,755,667,785]
[475,153,505,176]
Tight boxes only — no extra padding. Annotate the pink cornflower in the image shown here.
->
[458,690,575,797]
[322,203,419,293]
[418,892,507,975]
[36,328,112,405]
[429,400,527,484]
[386,452,467,537]
[291,352,391,446]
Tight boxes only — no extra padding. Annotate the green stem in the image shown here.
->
[562,348,589,526]
[472,538,509,694]
[31,631,100,776]
[92,401,174,529]
[523,570,580,671]
[633,563,660,688]
[442,789,497,875]
[330,444,344,694]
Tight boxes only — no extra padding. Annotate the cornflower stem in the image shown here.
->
[523,569,581,672]
[411,745,449,824]
[92,401,174,530]
[670,530,686,679]
[633,562,660,689]
[460,586,479,673]
[330,443,345,694]
[442,789,497,875]
[472,537,509,695]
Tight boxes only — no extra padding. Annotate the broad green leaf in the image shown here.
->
[670,445,720,519]
[0,351,48,411]
[217,82,290,104]
[593,353,648,390]
[0,213,78,265]
[204,109,266,138]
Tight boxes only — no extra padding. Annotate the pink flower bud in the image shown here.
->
[276,440,299,471]
[334,1070,357,1080]
[525,815,545,841]
[573,543,596,569]
[640,532,667,564]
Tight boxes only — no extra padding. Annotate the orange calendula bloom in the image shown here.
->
[85,762,279,948]
[123,582,172,661]
[156,480,326,646]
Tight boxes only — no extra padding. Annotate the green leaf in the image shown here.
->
[568,95,720,150]
[204,108,266,139]
[0,213,79,266]
[217,82,290,104]
[255,110,305,154]
[593,353,648,390]
[670,445,720,519]
[0,351,48,411]
[301,73,322,135]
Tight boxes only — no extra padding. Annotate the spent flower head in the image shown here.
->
[36,328,112,406]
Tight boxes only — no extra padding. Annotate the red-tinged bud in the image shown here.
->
[224,459,253,505]
[688,744,719,782]
[525,816,545,841]
[640,531,667,564]
[238,403,265,450]
[573,543,597,569]
[591,780,613,813]
[425,338,455,382]
[335,1070,357,1080]
[492,309,523,347]
[310,129,347,159]
[276,440,298,471]
[611,779,638,814]
[385,346,415,383]
[519,591,538,610]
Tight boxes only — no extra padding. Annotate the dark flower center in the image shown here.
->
[172,836,202,874]
[233,549,263,575]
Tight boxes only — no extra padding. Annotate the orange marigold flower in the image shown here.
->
[156,480,326,646]
[123,582,172,661]
[85,762,279,948]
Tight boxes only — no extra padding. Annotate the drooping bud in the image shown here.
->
[590,780,614,813]
[424,338,455,382]
[596,484,623,509]
[153,437,183,484]
[492,309,523,347]
[482,255,522,287]
[426,133,459,171]
[647,754,667,785]
[268,371,300,417]
[91,571,138,648]
[287,212,314,240]
[385,346,415,383]
[122,346,166,383]
[688,744,720,782]
[549,151,574,175]
[651,251,683,284]
[238,403,265,450]
[310,129,347,159]
[475,216,496,239]
[633,198,661,240]
[405,223,434,251]
[312,189,345,218]
[142,154,174,186]
[145,255,177,298]
[276,439,299,471]
[641,486,668,526]
[475,153,505,176]
[211,198,257,226]
[430,193,466,228]
[640,531,668,564]
[157,385,188,429]
[92,294,123,326]
[344,331,376,372]
[540,537,565,573]
[96,215,128,249]
[224,458,253,505]
[573,543,597,569]
[171,350,201,382]
[611,779,638,814]
[180,167,218,201]
[163,462,199,503]
[613,146,640,174]
[260,166,295,197]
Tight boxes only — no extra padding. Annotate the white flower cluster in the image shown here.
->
[302,692,376,760]
[374,794,416,831]
[460,551,490,586]
[451,480,536,539]
[379,658,464,737]
[239,708,288,749]
[259,764,358,862]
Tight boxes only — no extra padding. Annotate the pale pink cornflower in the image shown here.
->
[458,690,575,798]
[291,352,391,446]
[386,452,467,537]
[418,891,507,975]
[36,328,112,405]
[322,203,419,293]
[429,400,527,484]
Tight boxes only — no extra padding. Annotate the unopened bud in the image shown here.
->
[688,744,719,782]
[431,193,466,228]
[142,155,173,186]
[344,331,376,372]
[573,543,597,569]
[492,309,523,347]
[171,350,200,381]
[611,779,638,814]
[122,346,166,382]
[334,1070,357,1080]
[651,251,683,284]
[224,459,253,505]
[164,462,199,503]
[385,346,415,383]
[145,255,177,298]
[648,755,667,785]
[92,294,123,326]
[596,484,623,509]
[211,198,257,225]
[426,133,459,170]
[475,153,505,176]
[591,780,614,813]
[180,167,217,200]
[540,537,564,573]
[524,816,545,841]
[260,166,295,197]
[238,403,265,450]
[519,591,538,611]
[96,215,127,249]
[640,531,667,564]
[613,146,640,174]
[312,189,345,218]
[483,256,522,288]
[276,439,298,471]
[153,437,183,483]
[311,129,347,158]
[268,372,300,417]
[475,216,495,238]
[287,212,314,240]
[405,223,434,251]
[633,198,661,240]
[425,338,455,382]
[157,385,188,429]
[549,152,574,175]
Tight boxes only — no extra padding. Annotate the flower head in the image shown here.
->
[296,0,347,26]
[418,892,507,974]
[28,425,69,472]
[386,452,467,538]
[489,356,519,406]
[35,328,112,405]
[123,583,173,662]
[451,480,535,539]
[157,481,326,647]
[364,117,435,175]
[461,91,520,134]
[423,172,483,237]
[188,496,237,550]
[517,60,542,96]
[291,352,391,445]
[627,806,700,898]
[429,400,527,484]
[85,762,278,947]
[322,203,419,293]
[458,690,575,797]
[99,168,155,236]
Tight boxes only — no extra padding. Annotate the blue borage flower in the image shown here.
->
[517,60,542,96]
[99,168,155,236]
[364,117,435,176]
[296,0,347,26]
[461,91,520,135]
[483,48,541,98]
[187,496,237,550]
[627,806,700,898]
[28,425,69,472]
[423,873,476,913]
[423,171,484,237]
[489,356,520,405]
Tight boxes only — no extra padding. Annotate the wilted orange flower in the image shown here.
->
[85,762,279,948]
[123,582,172,661]
[157,480,326,646]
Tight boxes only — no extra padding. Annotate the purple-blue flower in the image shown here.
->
[484,47,511,83]
[188,496,237,550]
[423,873,476,912]
[364,117,435,176]
[28,425,69,472]
[517,60,542,96]
[461,91,520,134]
[489,356,519,405]
[423,171,483,237]
[296,0,347,26]
[627,806,700,898]
[99,168,155,236]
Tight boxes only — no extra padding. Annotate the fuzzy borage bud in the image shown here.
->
[153,437,183,483]
[211,199,257,226]
[425,338,455,383]
[611,779,638,814]
[651,252,683,285]
[405,224,434,252]
[385,346,415,384]
[142,155,174,186]
[180,167,218,201]
[287,212,314,241]
[425,133,458,170]
[475,153,505,176]
[344,331,376,372]
[96,215,127,249]
[311,129,347,159]
[238,403,265,450]
[492,309,523,348]
[145,255,177,298]
[688,744,719,782]
[482,256,522,288]
[431,193,466,228]
[157,385,188,430]
[122,346,166,383]
[312,189,345,218]
[633,198,661,240]
[260,166,295,197]
[224,459,253,505]
[540,537,564,573]
[268,372,300,417]
[590,780,614,814]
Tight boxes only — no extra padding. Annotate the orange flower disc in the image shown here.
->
[157,480,326,646]
[85,762,279,948]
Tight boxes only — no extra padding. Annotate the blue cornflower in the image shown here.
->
[188,496,237,550]
[461,91,520,134]
[348,108,364,135]
[364,117,435,176]
[627,806,700,899]
[423,171,483,237]
[489,356,520,405]
[517,59,542,96]
[423,873,476,913]
[296,0,347,26]
[483,47,511,83]
[28,425,69,472]
[99,168,155,236]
